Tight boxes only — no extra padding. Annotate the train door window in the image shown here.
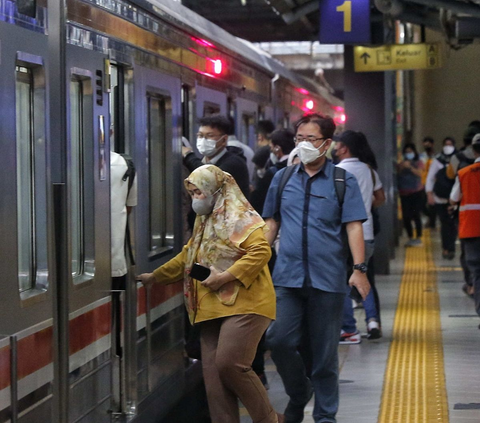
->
[203,102,220,117]
[241,113,255,145]
[70,75,95,283]
[258,105,265,121]
[109,64,133,154]
[147,93,173,255]
[181,84,194,141]
[15,60,48,293]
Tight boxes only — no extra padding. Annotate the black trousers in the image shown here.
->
[435,203,457,253]
[400,191,423,238]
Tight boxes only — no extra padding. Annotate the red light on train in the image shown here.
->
[206,58,224,76]
[213,59,223,75]
[297,88,309,95]
[340,114,346,123]
[192,37,216,48]
[306,100,314,110]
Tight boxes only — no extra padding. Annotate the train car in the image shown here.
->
[0,0,344,422]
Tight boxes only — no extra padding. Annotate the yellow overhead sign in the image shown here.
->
[354,43,442,72]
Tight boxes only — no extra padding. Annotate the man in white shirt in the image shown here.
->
[111,151,137,355]
[332,131,385,343]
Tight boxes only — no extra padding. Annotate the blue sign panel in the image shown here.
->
[319,0,371,44]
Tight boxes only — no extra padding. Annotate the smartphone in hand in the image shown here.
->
[190,263,211,281]
[349,286,363,302]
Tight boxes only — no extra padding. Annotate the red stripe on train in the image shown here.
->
[69,302,111,355]
[137,282,183,315]
[0,346,10,391]
[17,327,53,380]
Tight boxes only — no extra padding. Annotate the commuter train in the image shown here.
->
[0,0,344,421]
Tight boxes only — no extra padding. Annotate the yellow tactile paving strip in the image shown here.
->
[378,231,449,422]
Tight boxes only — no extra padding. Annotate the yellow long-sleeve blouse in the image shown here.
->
[153,228,276,324]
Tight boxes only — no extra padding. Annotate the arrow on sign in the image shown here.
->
[360,52,371,64]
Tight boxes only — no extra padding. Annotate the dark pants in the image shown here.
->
[112,275,126,356]
[400,191,423,238]
[435,203,457,253]
[464,237,480,316]
[267,286,345,423]
[460,239,472,286]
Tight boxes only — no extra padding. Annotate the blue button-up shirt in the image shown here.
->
[262,160,367,293]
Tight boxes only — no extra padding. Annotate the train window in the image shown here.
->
[241,113,256,145]
[70,75,95,284]
[203,102,220,117]
[181,84,194,141]
[147,93,172,254]
[15,62,48,293]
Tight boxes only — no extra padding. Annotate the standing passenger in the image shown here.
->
[110,151,137,355]
[397,143,425,247]
[420,136,437,229]
[262,114,370,423]
[182,115,250,200]
[137,165,282,423]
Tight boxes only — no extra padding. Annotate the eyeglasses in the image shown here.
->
[294,136,327,144]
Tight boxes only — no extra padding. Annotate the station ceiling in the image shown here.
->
[181,0,480,43]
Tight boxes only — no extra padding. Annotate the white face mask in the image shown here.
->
[405,152,415,161]
[192,196,216,215]
[297,140,327,165]
[443,145,455,156]
[191,187,221,216]
[197,137,219,157]
[269,152,279,164]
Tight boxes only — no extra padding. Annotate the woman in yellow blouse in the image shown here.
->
[137,164,280,423]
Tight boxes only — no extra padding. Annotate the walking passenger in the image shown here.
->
[447,122,480,295]
[137,165,281,423]
[426,137,457,259]
[332,131,385,343]
[182,115,250,200]
[262,113,370,423]
[420,136,437,229]
[397,143,425,247]
[449,135,480,323]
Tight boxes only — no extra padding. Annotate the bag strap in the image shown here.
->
[334,166,346,208]
[120,154,136,266]
[273,164,298,221]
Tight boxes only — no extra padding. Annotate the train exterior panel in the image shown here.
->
[0,0,344,421]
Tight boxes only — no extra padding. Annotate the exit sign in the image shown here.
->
[319,0,371,44]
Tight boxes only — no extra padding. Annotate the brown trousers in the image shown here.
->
[200,314,277,423]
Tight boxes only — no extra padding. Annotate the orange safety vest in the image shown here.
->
[458,161,480,239]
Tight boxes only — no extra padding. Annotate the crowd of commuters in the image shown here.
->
[128,111,480,423]
[402,120,480,325]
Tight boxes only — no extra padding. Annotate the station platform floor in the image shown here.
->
[240,230,480,423]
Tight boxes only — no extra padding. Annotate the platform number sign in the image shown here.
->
[319,0,371,44]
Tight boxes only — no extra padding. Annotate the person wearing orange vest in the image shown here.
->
[450,134,480,320]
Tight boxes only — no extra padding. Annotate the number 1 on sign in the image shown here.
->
[336,1,352,32]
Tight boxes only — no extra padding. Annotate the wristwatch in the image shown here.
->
[353,262,368,273]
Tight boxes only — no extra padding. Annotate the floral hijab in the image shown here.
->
[183,165,265,323]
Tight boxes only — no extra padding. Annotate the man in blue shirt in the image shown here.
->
[263,114,370,423]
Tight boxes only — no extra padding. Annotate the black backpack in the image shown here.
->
[456,151,475,172]
[433,157,454,199]
[273,164,346,221]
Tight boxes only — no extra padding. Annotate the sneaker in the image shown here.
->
[462,283,474,298]
[411,238,423,247]
[339,330,361,345]
[446,251,455,260]
[284,386,313,423]
[367,320,382,340]
[404,239,415,247]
